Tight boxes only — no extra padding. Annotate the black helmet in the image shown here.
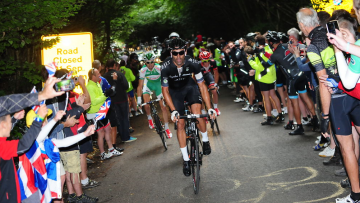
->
[169,38,187,50]
[266,31,280,43]
[277,32,289,43]
[246,32,257,41]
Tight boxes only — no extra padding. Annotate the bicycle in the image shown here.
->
[175,113,208,194]
[141,98,167,150]
[208,87,220,135]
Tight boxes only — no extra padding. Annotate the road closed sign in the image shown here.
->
[41,32,93,82]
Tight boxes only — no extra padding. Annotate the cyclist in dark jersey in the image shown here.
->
[161,38,216,177]
[199,51,221,116]
[261,31,319,135]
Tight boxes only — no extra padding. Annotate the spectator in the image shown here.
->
[119,60,138,117]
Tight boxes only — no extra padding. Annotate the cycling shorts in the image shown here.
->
[259,82,275,91]
[235,67,249,86]
[127,89,135,98]
[276,70,286,87]
[203,72,215,87]
[330,94,360,135]
[287,75,307,99]
[143,80,163,99]
[169,80,202,115]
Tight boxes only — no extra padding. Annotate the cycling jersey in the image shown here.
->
[307,26,339,81]
[200,60,218,74]
[265,43,302,79]
[161,56,204,90]
[139,64,162,97]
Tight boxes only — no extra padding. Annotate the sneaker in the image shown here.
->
[68,193,77,203]
[215,108,221,116]
[183,161,191,176]
[301,118,310,125]
[82,179,100,189]
[313,142,328,151]
[115,147,125,152]
[203,141,211,155]
[261,117,273,125]
[275,112,285,122]
[242,104,251,111]
[253,106,264,113]
[135,111,140,116]
[165,129,172,138]
[336,194,355,203]
[109,148,123,156]
[123,137,137,142]
[284,122,295,130]
[282,107,288,114]
[340,178,351,188]
[148,120,155,129]
[129,112,133,118]
[319,146,335,157]
[76,193,98,203]
[323,155,342,166]
[234,97,244,103]
[138,108,144,114]
[335,167,347,177]
[227,84,235,89]
[100,152,113,160]
[289,125,304,135]
[263,113,267,117]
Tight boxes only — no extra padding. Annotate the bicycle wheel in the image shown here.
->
[192,136,201,194]
[153,114,167,150]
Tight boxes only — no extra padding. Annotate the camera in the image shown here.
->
[326,20,339,35]
[55,79,75,92]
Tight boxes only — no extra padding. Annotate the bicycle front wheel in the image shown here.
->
[153,114,167,151]
[192,136,201,194]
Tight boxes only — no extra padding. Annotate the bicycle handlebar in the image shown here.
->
[140,98,161,106]
[174,114,209,130]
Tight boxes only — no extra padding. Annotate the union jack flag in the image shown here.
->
[45,62,57,78]
[95,98,111,121]
[30,86,45,113]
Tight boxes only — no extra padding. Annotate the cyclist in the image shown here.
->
[137,52,173,138]
[199,51,221,116]
[161,38,216,176]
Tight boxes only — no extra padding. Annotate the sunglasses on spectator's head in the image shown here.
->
[202,59,210,63]
[172,50,185,56]
[146,61,154,64]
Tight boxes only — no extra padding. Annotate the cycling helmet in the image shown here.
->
[246,32,257,41]
[199,51,211,60]
[266,31,280,43]
[168,38,187,50]
[144,52,156,61]
[277,32,289,43]
[169,32,180,38]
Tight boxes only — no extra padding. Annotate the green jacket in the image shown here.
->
[249,53,276,84]
[214,48,222,66]
[120,66,136,92]
[86,80,107,114]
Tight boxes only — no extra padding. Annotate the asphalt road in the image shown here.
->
[86,87,348,203]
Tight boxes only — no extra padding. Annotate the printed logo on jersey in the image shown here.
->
[163,78,168,84]
[351,57,356,66]
[186,67,189,71]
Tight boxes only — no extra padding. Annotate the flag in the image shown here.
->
[45,62,57,78]
[17,141,52,203]
[95,98,111,121]
[43,139,61,199]
[30,87,45,113]
[66,71,73,79]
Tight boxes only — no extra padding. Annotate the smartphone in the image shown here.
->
[326,20,339,35]
[55,79,75,92]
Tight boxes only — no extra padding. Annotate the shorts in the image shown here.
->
[60,150,81,173]
[235,67,250,86]
[203,72,215,87]
[96,118,110,132]
[259,82,275,91]
[217,66,226,73]
[169,82,202,115]
[127,89,134,98]
[143,80,163,99]
[287,75,308,99]
[330,94,360,135]
[79,135,93,154]
[276,69,286,87]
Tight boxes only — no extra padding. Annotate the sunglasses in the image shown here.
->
[202,59,210,63]
[172,50,185,56]
[146,61,154,64]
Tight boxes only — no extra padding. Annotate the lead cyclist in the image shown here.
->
[137,52,173,138]
[161,38,216,177]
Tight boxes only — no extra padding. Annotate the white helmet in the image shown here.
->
[169,32,180,38]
